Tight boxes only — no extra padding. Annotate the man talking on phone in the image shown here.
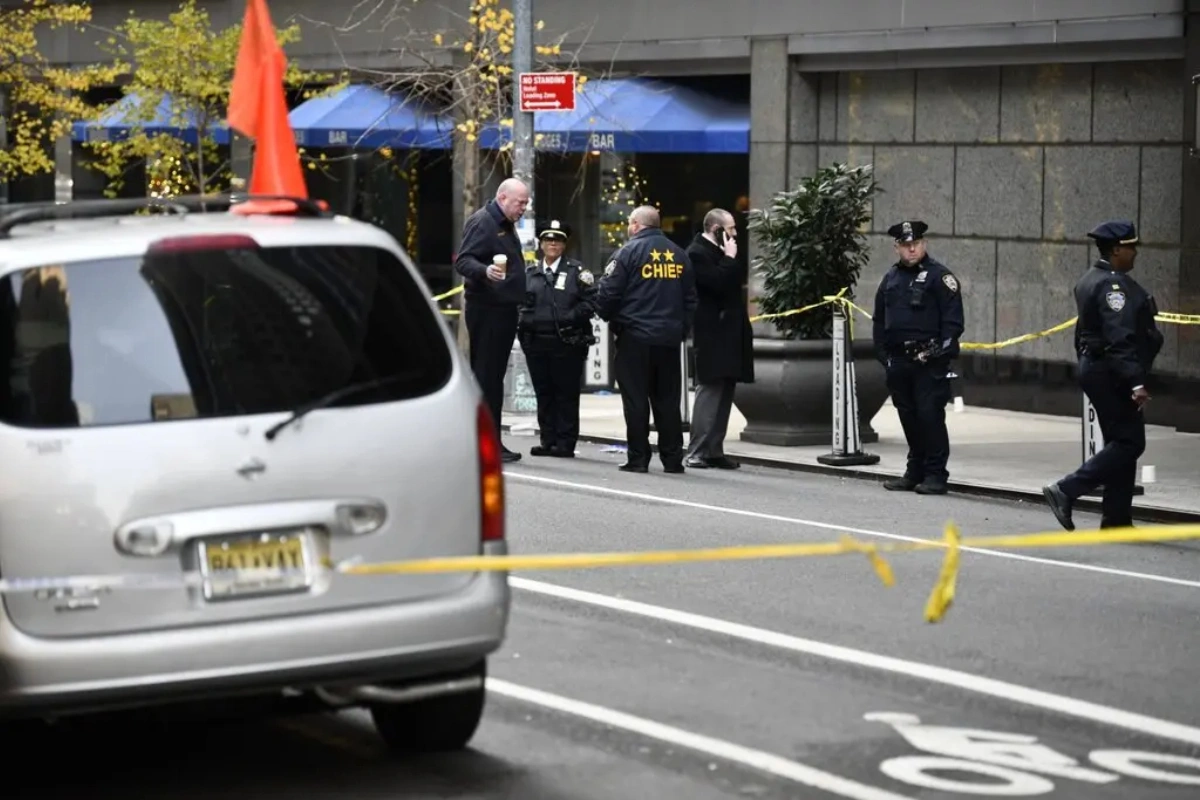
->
[684,208,754,469]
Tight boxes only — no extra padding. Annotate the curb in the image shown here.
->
[503,424,1200,526]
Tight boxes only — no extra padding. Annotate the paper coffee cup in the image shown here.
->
[493,254,508,276]
[1142,465,1157,484]
[953,396,965,413]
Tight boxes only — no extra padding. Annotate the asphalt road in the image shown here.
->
[8,437,1200,798]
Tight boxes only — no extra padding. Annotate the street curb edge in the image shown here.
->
[502,426,1200,526]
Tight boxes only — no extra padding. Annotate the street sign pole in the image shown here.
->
[512,0,535,265]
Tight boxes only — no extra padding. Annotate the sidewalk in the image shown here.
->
[505,393,1200,522]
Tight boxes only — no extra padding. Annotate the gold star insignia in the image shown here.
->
[663,250,675,263]
[649,249,662,262]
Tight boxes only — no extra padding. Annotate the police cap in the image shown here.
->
[888,220,928,243]
[1086,220,1138,246]
[538,219,571,242]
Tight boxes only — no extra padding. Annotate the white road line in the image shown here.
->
[511,577,1200,749]
[487,678,917,800]
[506,472,1200,589]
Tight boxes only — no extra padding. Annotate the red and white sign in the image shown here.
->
[519,72,577,112]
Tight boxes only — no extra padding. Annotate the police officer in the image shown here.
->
[516,220,597,458]
[872,220,965,495]
[1043,221,1164,531]
[594,205,698,473]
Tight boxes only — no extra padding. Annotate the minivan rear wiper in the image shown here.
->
[263,374,408,441]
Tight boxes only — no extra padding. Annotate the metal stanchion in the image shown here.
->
[1080,392,1144,497]
[680,339,691,433]
[817,303,879,466]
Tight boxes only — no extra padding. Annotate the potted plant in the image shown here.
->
[734,163,890,446]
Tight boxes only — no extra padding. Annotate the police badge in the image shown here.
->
[941,273,959,293]
[579,270,595,286]
[1106,290,1126,311]
[604,260,617,277]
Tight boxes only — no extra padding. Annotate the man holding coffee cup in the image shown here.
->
[454,177,531,463]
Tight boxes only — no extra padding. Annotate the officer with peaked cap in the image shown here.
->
[516,220,597,458]
[1043,220,1164,532]
[872,220,965,495]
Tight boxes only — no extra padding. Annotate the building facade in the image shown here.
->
[41,0,1200,428]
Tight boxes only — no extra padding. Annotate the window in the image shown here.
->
[0,244,452,428]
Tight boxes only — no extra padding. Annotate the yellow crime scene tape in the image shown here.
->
[434,278,1200,338]
[747,286,1200,350]
[2,521,1199,624]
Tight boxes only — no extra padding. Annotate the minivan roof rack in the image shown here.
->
[0,194,333,238]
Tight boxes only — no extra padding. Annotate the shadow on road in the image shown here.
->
[1,709,527,799]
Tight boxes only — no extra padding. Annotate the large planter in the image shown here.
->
[735,337,889,447]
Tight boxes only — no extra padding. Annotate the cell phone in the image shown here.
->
[713,228,726,247]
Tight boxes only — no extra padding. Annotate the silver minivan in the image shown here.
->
[0,196,510,752]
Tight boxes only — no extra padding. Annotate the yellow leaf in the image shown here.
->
[536,20,545,30]
[433,33,443,45]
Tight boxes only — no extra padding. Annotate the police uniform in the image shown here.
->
[1043,220,1163,531]
[871,220,965,494]
[594,224,698,473]
[516,221,597,457]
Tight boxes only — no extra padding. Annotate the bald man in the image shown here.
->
[454,178,531,462]
[594,205,698,473]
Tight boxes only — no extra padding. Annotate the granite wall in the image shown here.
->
[750,39,1194,427]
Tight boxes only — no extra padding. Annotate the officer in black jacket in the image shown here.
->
[517,220,597,458]
[594,205,698,473]
[1043,220,1164,532]
[872,220,965,495]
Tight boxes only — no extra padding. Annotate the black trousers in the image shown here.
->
[615,337,683,467]
[886,360,952,484]
[523,343,586,451]
[465,301,518,440]
[1058,358,1146,526]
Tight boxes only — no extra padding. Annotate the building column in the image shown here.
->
[747,39,820,338]
[1181,0,1200,431]
[747,37,789,339]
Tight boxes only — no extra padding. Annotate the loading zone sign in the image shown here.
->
[867,712,1200,794]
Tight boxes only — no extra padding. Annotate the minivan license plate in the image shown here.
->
[197,531,313,601]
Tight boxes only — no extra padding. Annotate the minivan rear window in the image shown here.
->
[0,244,453,428]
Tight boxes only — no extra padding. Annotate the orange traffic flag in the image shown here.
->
[227,0,309,213]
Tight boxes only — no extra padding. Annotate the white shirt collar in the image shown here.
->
[543,256,562,272]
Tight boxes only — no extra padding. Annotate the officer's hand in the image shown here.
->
[722,235,737,259]
[1132,387,1151,408]
[486,264,505,281]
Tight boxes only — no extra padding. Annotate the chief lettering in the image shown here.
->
[941,273,959,293]
[641,263,684,280]
[1106,291,1126,312]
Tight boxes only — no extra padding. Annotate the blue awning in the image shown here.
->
[288,84,454,150]
[480,78,749,154]
[72,93,230,145]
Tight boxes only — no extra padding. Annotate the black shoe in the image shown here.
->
[708,457,740,470]
[662,463,685,474]
[530,445,555,457]
[501,448,522,463]
[685,457,710,469]
[1042,484,1075,531]
[884,477,919,491]
[619,462,648,473]
[915,481,948,495]
[548,446,575,458]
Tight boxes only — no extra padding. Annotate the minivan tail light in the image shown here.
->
[477,402,505,542]
[146,234,260,254]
